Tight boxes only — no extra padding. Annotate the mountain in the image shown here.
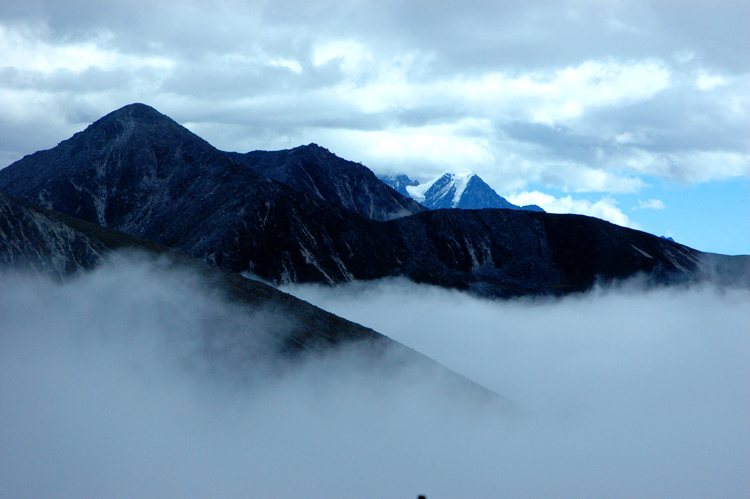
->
[228,144,426,221]
[0,187,376,352]
[387,208,748,295]
[0,187,508,405]
[0,191,111,277]
[378,174,419,198]
[1,103,747,297]
[380,171,544,212]
[0,103,409,283]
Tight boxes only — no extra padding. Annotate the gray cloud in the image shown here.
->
[2,2,748,171]
[1,255,748,497]
[283,277,750,497]
[0,0,748,249]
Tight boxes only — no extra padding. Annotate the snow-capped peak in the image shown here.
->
[448,170,475,206]
[406,170,475,208]
[381,170,544,212]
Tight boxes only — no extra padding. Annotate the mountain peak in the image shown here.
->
[98,103,166,124]
[228,144,426,221]
[63,102,190,152]
[381,170,544,212]
[289,142,335,160]
[115,102,160,114]
[0,102,249,231]
[406,171,475,208]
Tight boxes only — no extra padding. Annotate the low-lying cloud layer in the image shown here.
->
[284,278,750,498]
[1,258,748,498]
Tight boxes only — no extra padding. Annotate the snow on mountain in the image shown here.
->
[382,171,544,212]
[405,170,473,208]
[378,174,419,198]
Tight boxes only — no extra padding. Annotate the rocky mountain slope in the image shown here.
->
[380,171,543,211]
[0,104,407,283]
[0,191,110,277]
[229,144,425,221]
[0,188,507,405]
[378,174,419,198]
[1,103,746,297]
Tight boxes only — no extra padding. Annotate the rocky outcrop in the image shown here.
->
[0,191,109,277]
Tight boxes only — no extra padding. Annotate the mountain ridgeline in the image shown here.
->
[1,103,747,297]
[228,145,426,221]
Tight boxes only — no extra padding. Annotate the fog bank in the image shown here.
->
[284,278,750,498]
[1,258,748,498]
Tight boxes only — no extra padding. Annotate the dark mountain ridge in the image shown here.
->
[229,144,426,221]
[0,190,110,277]
[0,186,378,352]
[1,103,746,297]
[0,104,408,283]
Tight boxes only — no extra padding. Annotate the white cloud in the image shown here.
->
[522,59,671,124]
[695,70,728,91]
[0,24,173,74]
[635,198,666,210]
[267,57,303,74]
[675,150,750,182]
[312,38,373,74]
[310,119,496,180]
[283,277,750,499]
[507,190,636,227]
[312,58,671,126]
[616,149,750,184]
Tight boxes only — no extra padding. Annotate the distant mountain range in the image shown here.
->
[380,172,544,212]
[1,103,747,299]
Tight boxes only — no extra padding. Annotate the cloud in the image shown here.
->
[507,190,636,227]
[2,253,748,497]
[0,256,498,498]
[1,1,747,190]
[282,277,750,498]
[0,24,173,74]
[635,198,667,210]
[695,70,728,91]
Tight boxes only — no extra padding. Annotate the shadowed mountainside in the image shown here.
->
[229,144,426,221]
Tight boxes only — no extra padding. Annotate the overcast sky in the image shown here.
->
[0,0,748,254]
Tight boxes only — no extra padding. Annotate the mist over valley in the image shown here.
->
[1,258,748,498]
